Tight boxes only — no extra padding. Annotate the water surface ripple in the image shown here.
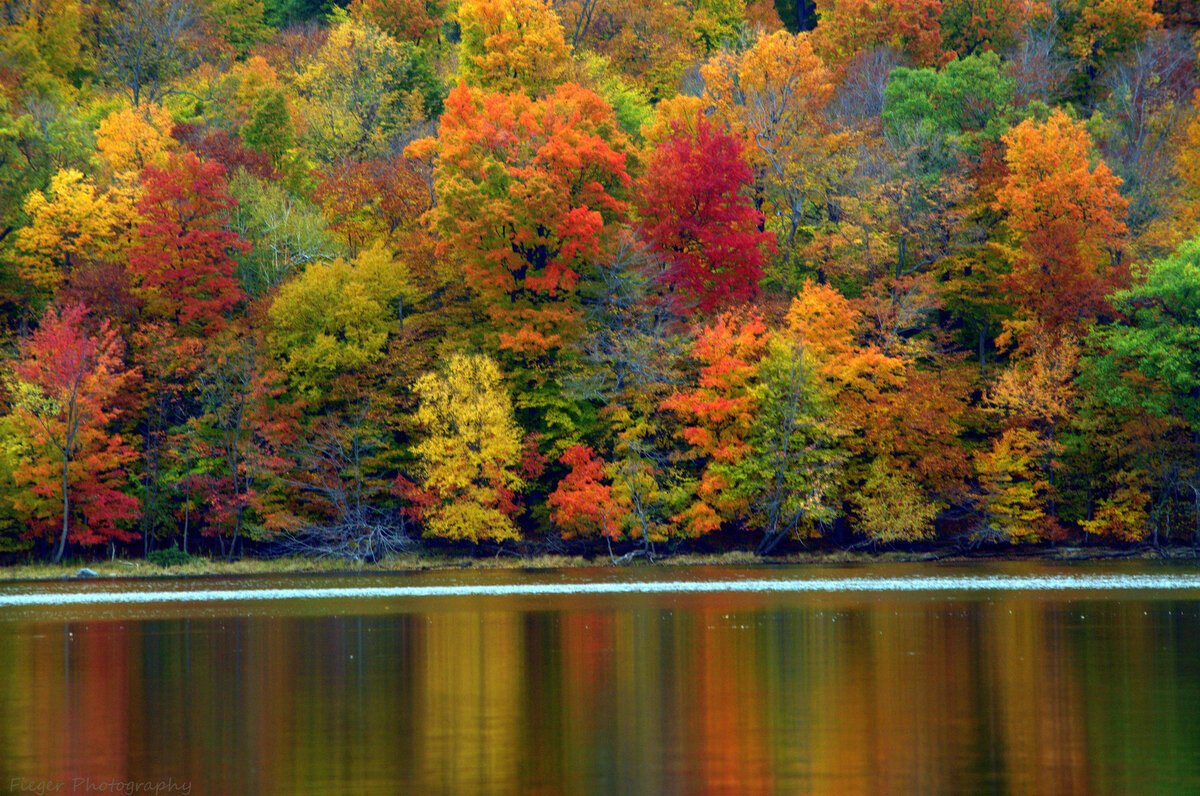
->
[4,573,1200,606]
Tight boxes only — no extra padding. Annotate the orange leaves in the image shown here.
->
[431,82,631,354]
[813,0,946,66]
[996,109,1129,333]
[662,310,770,463]
[548,445,629,539]
[661,310,771,533]
[6,304,140,554]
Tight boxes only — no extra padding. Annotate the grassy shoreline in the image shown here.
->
[0,545,1192,582]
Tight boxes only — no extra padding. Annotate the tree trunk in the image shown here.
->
[53,455,70,563]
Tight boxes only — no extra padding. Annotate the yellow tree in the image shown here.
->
[95,102,176,178]
[297,12,442,163]
[701,31,856,286]
[977,333,1081,542]
[811,0,945,66]
[268,242,420,399]
[786,280,964,542]
[457,0,572,96]
[15,169,139,290]
[554,0,696,100]
[412,354,525,542]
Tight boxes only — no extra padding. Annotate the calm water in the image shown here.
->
[1,562,1199,794]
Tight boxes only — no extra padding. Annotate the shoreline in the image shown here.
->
[0,545,1194,582]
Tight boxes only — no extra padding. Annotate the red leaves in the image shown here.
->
[548,445,627,539]
[10,303,140,549]
[129,152,249,337]
[637,118,774,314]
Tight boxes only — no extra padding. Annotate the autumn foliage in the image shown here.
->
[0,0,1194,561]
[637,119,773,313]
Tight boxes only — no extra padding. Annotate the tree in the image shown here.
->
[312,154,430,255]
[852,456,941,542]
[268,242,418,399]
[1092,30,1198,254]
[1082,234,1200,542]
[411,354,525,542]
[881,52,1014,169]
[129,152,248,338]
[572,235,690,552]
[995,109,1129,335]
[95,102,176,177]
[548,444,629,539]
[812,0,945,66]
[240,89,293,169]
[95,0,203,106]
[1059,0,1161,76]
[297,12,443,163]
[228,172,338,295]
[660,310,771,535]
[701,30,855,284]
[721,336,846,554]
[938,0,1034,56]
[350,0,442,43]
[1088,236,1200,427]
[973,427,1053,542]
[551,0,697,100]
[457,0,572,96]
[15,169,138,290]
[636,117,773,313]
[4,304,139,561]
[430,82,631,354]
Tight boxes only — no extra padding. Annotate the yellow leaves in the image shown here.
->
[413,354,524,542]
[269,242,417,397]
[95,103,175,177]
[783,279,861,364]
[700,30,855,263]
[457,0,572,97]
[640,96,705,147]
[987,333,1080,424]
[852,457,941,542]
[973,427,1052,542]
[15,169,138,290]
[1079,470,1150,542]
[297,14,435,162]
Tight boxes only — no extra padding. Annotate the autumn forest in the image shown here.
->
[1,0,1199,564]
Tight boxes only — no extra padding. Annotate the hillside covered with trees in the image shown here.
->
[0,0,1199,562]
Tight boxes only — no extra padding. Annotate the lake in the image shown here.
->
[1,561,1199,794]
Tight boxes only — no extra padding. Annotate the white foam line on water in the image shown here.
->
[1,575,1200,607]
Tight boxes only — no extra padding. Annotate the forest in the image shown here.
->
[0,0,1198,563]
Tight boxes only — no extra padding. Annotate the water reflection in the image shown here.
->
[1,577,1199,793]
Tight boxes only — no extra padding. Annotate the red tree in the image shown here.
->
[637,118,774,313]
[8,304,140,561]
[130,152,249,337]
[548,445,628,539]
